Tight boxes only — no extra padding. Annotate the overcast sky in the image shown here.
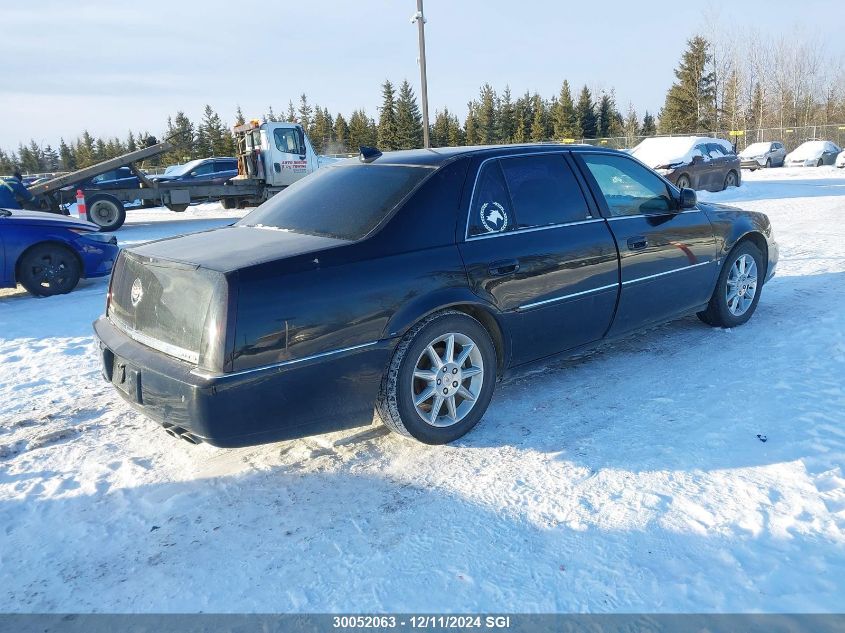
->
[1,0,843,151]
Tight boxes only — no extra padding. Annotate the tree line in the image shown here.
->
[3,23,843,175]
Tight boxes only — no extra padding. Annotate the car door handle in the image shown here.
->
[488,259,520,276]
[627,236,648,251]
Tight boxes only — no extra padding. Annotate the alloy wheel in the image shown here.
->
[410,332,484,427]
[726,254,758,316]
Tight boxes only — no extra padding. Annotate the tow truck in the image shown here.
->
[26,121,339,231]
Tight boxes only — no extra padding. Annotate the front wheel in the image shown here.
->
[698,241,764,328]
[764,158,771,168]
[376,310,497,444]
[17,244,81,297]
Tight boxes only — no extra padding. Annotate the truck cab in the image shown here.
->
[235,121,335,188]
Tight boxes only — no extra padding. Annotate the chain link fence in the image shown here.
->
[572,123,845,152]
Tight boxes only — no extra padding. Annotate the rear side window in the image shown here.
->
[468,161,513,236]
[500,155,590,227]
[191,162,215,176]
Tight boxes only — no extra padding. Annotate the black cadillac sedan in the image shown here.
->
[94,144,778,447]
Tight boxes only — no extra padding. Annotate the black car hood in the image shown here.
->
[130,225,349,273]
[1,208,99,231]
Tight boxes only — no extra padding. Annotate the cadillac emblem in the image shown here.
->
[130,278,143,307]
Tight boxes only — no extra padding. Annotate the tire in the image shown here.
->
[723,170,738,190]
[167,203,189,213]
[17,244,82,297]
[764,158,771,168]
[675,174,691,189]
[376,310,497,444]
[817,159,823,167]
[85,193,126,231]
[697,241,764,328]
[221,197,238,210]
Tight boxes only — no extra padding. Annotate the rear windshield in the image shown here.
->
[238,164,432,240]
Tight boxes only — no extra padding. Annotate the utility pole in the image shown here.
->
[412,0,430,148]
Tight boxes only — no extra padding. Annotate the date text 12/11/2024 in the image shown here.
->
[332,615,512,629]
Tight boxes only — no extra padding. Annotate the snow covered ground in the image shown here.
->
[1,168,844,613]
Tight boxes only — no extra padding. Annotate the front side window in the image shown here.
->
[274,128,304,155]
[580,153,674,217]
[468,160,514,236]
[239,164,431,240]
[499,154,590,227]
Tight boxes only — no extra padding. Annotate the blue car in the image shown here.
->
[0,208,118,296]
[151,157,238,186]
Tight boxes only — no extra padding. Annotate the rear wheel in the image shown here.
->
[86,193,126,231]
[765,158,771,168]
[376,310,497,444]
[221,197,238,210]
[723,170,738,189]
[698,241,764,328]
[675,174,691,189]
[817,158,823,167]
[167,203,189,213]
[17,244,81,297]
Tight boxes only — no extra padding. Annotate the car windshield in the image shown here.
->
[165,159,205,177]
[238,163,433,240]
[740,142,772,157]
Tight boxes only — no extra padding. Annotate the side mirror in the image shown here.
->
[679,187,697,209]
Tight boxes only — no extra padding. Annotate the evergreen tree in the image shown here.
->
[310,106,331,153]
[266,105,278,122]
[349,109,375,150]
[530,95,547,142]
[395,80,424,149]
[234,105,246,126]
[464,102,479,145]
[659,35,716,133]
[94,138,107,162]
[553,80,577,140]
[596,92,615,138]
[298,94,313,131]
[76,131,96,167]
[748,82,764,134]
[166,112,196,162]
[497,86,516,144]
[18,143,38,173]
[198,105,230,156]
[575,85,597,139]
[58,138,76,170]
[377,80,399,150]
[641,111,657,136]
[476,83,497,144]
[623,103,640,146]
[286,101,296,123]
[0,149,16,174]
[513,93,531,143]
[333,113,349,151]
[126,131,137,152]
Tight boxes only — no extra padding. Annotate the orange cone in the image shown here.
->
[76,190,87,220]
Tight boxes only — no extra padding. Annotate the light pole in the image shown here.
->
[411,0,430,148]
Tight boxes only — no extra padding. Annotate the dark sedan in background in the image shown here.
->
[95,144,777,448]
[631,136,741,191]
[151,157,238,185]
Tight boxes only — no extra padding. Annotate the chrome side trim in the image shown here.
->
[606,210,701,221]
[518,282,619,311]
[621,260,714,285]
[190,340,381,380]
[109,314,199,365]
[466,218,603,241]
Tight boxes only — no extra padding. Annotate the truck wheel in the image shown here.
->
[86,193,126,231]
[17,244,81,297]
[222,197,237,210]
[167,204,189,213]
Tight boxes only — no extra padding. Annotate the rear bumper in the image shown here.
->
[93,316,392,447]
[740,158,765,169]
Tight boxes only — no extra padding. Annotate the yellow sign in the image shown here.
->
[562,138,576,143]
[600,140,608,144]
[839,126,845,131]
[785,129,794,133]
[728,130,744,137]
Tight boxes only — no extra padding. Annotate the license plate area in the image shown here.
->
[112,355,143,404]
